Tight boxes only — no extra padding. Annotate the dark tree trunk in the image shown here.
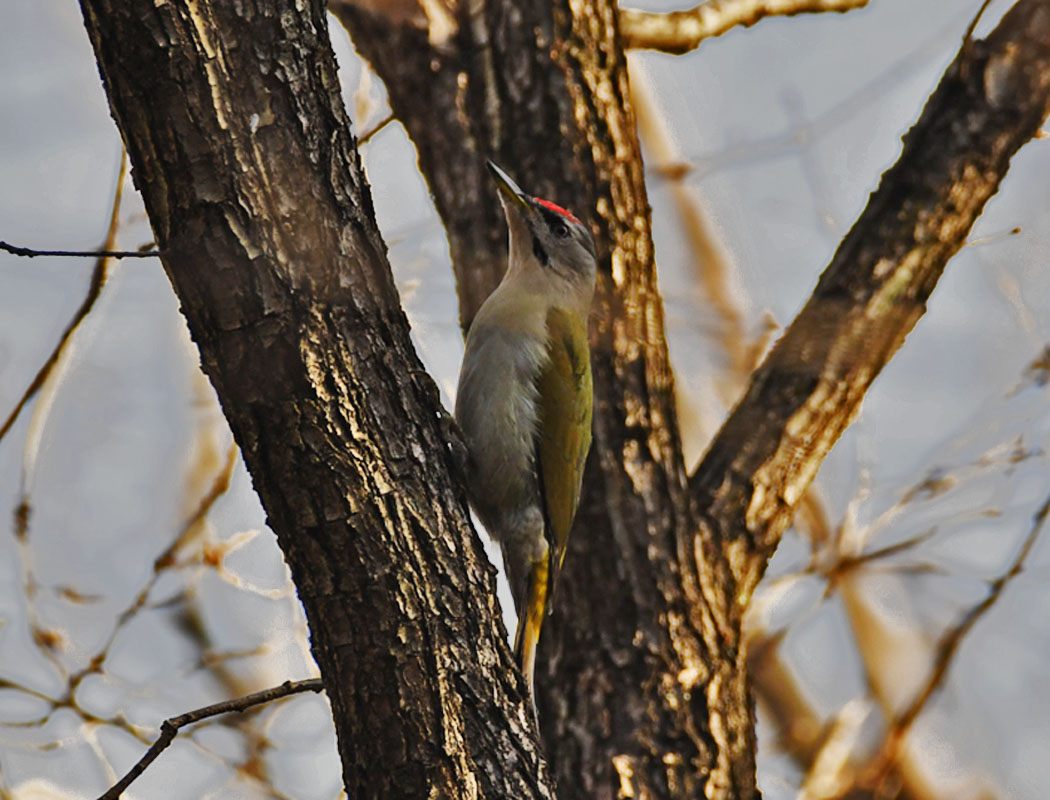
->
[332,0,758,795]
[77,1,553,797]
[335,0,1050,797]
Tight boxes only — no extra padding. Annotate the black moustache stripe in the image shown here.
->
[532,235,549,266]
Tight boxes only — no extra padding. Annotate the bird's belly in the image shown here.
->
[455,329,546,542]
[464,383,539,536]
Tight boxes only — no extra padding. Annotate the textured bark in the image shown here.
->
[335,0,1050,797]
[333,1,753,796]
[77,1,553,797]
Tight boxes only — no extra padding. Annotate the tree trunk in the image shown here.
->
[77,1,553,797]
[333,0,756,795]
[335,0,1050,797]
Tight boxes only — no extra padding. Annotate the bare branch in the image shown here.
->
[0,240,161,259]
[620,0,870,54]
[98,678,324,800]
[690,0,1050,599]
[855,491,1050,795]
[358,111,395,144]
[0,153,130,444]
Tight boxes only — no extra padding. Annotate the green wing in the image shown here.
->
[535,307,593,601]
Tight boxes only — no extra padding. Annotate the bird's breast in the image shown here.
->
[454,321,547,538]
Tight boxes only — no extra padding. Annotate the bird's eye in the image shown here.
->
[551,221,570,239]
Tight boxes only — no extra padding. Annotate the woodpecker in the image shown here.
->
[455,162,596,709]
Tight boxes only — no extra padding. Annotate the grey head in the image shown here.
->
[487,161,597,284]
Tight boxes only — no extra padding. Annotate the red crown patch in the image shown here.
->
[534,197,581,225]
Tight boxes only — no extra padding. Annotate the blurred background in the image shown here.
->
[1,1,1047,798]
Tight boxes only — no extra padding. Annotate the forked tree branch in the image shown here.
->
[620,0,870,54]
[98,679,324,800]
[689,0,1050,603]
[68,0,1050,796]
[329,0,726,791]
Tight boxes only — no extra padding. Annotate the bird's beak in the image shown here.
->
[487,161,531,212]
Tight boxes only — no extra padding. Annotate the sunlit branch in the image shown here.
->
[97,678,325,800]
[620,0,870,54]
[688,0,1050,597]
[798,699,871,800]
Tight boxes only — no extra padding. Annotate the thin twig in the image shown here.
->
[620,0,870,54]
[858,492,1050,794]
[358,112,394,145]
[0,154,133,444]
[97,678,325,800]
[65,444,239,702]
[0,240,161,259]
[961,0,996,53]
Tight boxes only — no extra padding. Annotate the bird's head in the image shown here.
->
[487,161,597,289]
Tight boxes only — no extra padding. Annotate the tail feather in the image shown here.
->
[512,557,549,720]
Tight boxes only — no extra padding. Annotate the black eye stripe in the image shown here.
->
[540,208,571,233]
[539,208,560,225]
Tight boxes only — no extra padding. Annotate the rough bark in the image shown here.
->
[77,1,554,797]
[336,0,1050,797]
[333,1,754,796]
